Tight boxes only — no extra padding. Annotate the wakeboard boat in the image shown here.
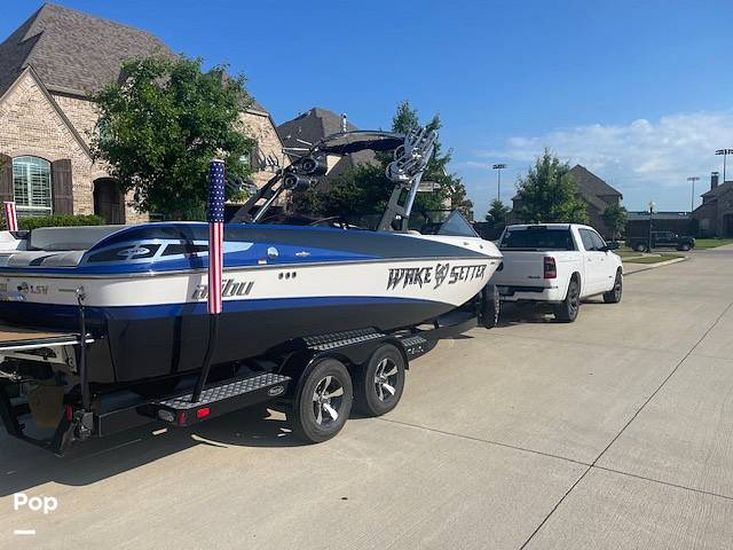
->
[0,129,502,385]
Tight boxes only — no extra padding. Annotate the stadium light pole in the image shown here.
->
[647,201,655,252]
[715,149,733,183]
[492,163,507,202]
[687,176,699,212]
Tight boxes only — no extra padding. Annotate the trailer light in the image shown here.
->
[176,411,187,426]
[543,257,557,279]
[65,404,73,421]
[196,407,211,419]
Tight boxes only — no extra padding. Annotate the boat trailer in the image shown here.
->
[0,298,489,455]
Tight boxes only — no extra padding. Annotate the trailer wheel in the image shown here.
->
[354,344,405,417]
[291,358,353,443]
[480,284,501,329]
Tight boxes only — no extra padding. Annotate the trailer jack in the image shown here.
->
[50,406,93,455]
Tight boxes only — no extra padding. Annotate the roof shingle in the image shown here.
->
[0,3,172,97]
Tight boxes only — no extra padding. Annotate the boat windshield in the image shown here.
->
[28,225,123,251]
[418,210,478,237]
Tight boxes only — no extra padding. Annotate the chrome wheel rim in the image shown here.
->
[373,358,398,402]
[312,375,344,426]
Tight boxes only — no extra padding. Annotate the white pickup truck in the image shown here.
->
[489,223,623,322]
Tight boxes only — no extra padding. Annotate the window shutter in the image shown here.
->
[0,154,12,203]
[51,159,74,214]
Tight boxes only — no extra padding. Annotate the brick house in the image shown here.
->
[278,107,379,177]
[691,172,733,237]
[511,164,623,238]
[0,3,285,224]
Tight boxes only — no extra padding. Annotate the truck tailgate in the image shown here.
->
[491,251,548,288]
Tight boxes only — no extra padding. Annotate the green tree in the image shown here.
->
[514,150,589,224]
[485,199,510,231]
[91,56,256,220]
[293,100,473,222]
[390,101,473,218]
[601,204,628,239]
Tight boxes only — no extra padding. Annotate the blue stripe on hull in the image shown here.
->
[0,296,446,325]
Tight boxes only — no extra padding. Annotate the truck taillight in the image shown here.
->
[543,256,557,279]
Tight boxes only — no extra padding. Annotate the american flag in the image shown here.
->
[3,201,17,232]
[207,160,226,315]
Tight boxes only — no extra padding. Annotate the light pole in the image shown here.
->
[687,176,699,212]
[492,163,506,202]
[715,149,733,183]
[647,201,655,252]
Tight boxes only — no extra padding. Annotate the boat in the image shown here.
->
[0,129,502,385]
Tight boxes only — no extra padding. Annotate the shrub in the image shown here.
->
[15,214,106,231]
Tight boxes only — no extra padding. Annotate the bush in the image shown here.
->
[15,214,106,231]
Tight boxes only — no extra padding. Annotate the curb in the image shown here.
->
[624,257,688,276]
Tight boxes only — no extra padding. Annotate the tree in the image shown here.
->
[91,56,256,220]
[514,150,589,224]
[602,204,628,239]
[390,101,473,218]
[292,100,473,223]
[485,199,510,231]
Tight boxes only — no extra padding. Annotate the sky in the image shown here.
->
[3,0,732,216]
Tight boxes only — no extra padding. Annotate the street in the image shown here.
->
[2,246,732,549]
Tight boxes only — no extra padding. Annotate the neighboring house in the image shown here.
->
[277,107,378,177]
[692,172,733,237]
[511,164,623,238]
[0,3,285,224]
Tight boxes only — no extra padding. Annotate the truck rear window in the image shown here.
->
[500,227,575,251]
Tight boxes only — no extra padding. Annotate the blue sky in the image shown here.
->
[3,0,732,215]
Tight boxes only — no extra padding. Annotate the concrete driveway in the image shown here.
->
[2,246,732,549]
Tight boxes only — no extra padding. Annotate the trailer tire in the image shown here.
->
[291,357,353,443]
[480,284,501,329]
[354,344,405,417]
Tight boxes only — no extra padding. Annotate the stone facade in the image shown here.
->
[692,179,733,237]
[0,68,284,224]
[0,68,95,215]
[240,109,287,187]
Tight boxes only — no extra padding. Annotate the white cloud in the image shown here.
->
[465,110,733,210]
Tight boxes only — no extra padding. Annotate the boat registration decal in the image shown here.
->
[387,263,487,291]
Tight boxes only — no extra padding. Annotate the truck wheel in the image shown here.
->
[480,284,501,329]
[291,358,353,443]
[678,243,690,251]
[554,277,580,322]
[603,270,623,303]
[354,344,405,417]
[633,243,646,253]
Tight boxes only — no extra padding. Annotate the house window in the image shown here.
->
[12,156,52,215]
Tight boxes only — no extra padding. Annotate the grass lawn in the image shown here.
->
[624,253,684,264]
[693,238,733,250]
[614,248,639,258]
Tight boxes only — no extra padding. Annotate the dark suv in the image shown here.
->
[628,231,695,252]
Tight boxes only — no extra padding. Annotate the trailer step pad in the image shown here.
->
[153,373,290,427]
[302,328,386,351]
[398,335,433,359]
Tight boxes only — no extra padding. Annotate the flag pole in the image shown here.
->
[3,201,18,232]
[191,159,226,403]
